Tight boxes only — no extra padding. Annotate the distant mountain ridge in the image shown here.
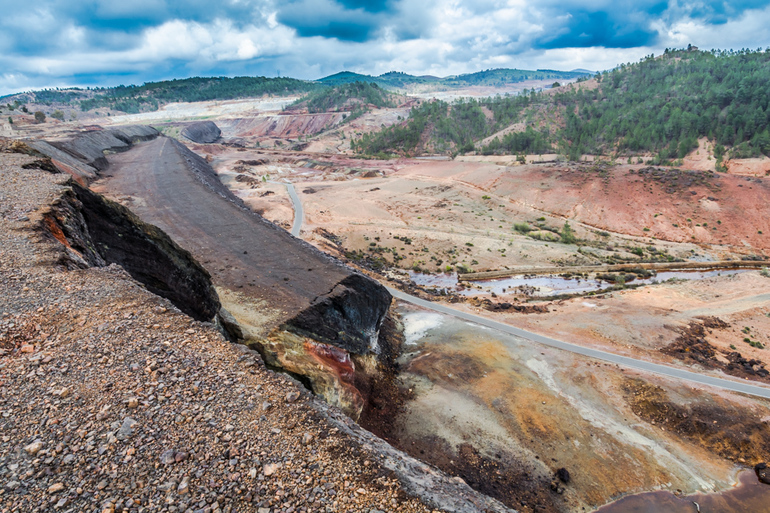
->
[317,68,592,88]
[0,67,592,115]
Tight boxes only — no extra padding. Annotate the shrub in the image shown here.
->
[514,222,532,233]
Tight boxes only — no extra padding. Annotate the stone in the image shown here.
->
[20,344,34,353]
[116,417,138,441]
[756,462,770,485]
[285,391,300,403]
[24,441,44,455]
[48,482,65,493]
[301,432,313,445]
[127,397,139,409]
[160,449,177,465]
[262,463,280,477]
[556,467,571,484]
[177,477,190,494]
[62,454,75,465]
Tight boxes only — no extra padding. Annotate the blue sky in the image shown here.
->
[1,0,770,95]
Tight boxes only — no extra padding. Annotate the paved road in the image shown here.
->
[388,287,770,399]
[226,149,770,400]
[283,182,303,237]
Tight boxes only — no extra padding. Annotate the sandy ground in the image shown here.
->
[384,302,770,512]
[449,270,770,370]
[207,148,768,279]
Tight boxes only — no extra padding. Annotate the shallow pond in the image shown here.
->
[409,269,748,297]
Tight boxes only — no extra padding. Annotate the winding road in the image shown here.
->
[286,183,303,237]
[286,180,770,400]
[388,288,770,399]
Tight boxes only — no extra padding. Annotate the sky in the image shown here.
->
[1,0,770,95]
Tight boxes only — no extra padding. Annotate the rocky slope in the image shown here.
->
[0,147,515,513]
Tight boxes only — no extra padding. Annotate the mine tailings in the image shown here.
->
[33,128,396,421]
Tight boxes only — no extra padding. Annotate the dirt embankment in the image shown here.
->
[1,147,516,513]
[218,113,345,140]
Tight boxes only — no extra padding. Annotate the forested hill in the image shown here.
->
[285,81,395,113]
[353,49,770,161]
[318,68,590,88]
[1,76,322,114]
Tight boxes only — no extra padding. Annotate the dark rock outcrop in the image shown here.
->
[757,463,770,485]
[43,180,220,322]
[26,125,159,183]
[181,121,221,143]
[284,274,391,355]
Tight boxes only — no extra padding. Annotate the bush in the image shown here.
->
[33,111,45,123]
[51,110,65,120]
[514,222,532,233]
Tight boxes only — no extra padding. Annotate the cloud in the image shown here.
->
[2,0,770,95]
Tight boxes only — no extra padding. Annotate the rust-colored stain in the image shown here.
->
[51,159,88,186]
[304,339,356,383]
[43,214,71,248]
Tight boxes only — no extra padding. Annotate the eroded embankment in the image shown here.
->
[42,180,221,322]
[24,125,159,184]
[96,136,395,420]
[3,133,522,513]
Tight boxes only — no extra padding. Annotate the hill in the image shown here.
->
[318,68,591,89]
[285,81,397,114]
[0,76,322,115]
[353,48,770,161]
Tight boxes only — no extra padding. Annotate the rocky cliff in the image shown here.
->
[96,136,394,419]
[43,180,220,322]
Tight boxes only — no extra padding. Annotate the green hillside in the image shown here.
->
[287,81,395,113]
[353,49,770,162]
[318,68,590,89]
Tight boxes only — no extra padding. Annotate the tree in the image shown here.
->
[560,221,577,244]
[34,111,46,123]
[8,117,12,125]
[51,110,64,121]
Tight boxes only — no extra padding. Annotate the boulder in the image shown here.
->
[181,121,221,143]
[756,462,770,485]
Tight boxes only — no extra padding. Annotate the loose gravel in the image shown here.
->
[0,153,440,513]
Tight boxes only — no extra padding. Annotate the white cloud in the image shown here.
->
[2,0,770,96]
